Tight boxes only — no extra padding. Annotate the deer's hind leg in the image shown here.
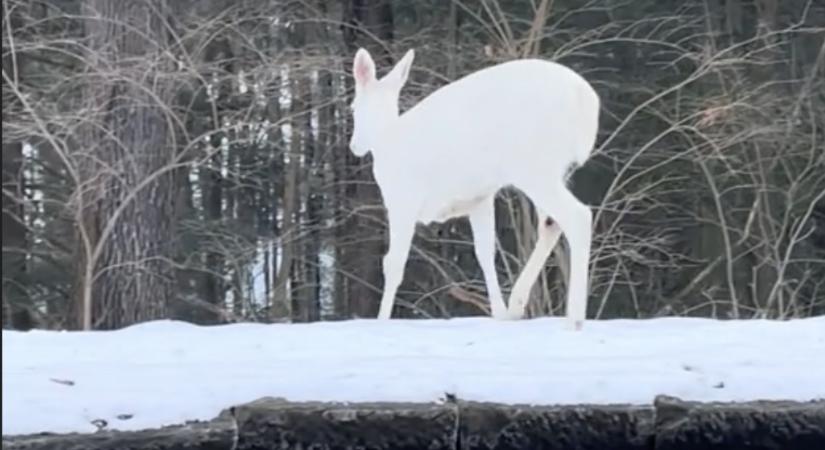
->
[519,182,592,330]
[506,216,563,320]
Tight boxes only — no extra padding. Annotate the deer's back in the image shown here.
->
[379,59,599,222]
[394,60,596,170]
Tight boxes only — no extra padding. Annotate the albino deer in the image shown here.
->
[348,48,599,330]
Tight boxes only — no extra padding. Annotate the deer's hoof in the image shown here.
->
[565,319,584,331]
[501,307,525,320]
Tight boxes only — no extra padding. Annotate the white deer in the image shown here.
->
[348,48,599,330]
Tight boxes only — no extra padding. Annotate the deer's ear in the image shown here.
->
[384,49,415,88]
[353,48,376,88]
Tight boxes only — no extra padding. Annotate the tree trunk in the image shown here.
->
[201,146,225,321]
[72,0,177,330]
[2,0,29,329]
[299,74,322,323]
[272,75,302,321]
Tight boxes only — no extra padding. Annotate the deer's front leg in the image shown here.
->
[468,197,508,319]
[377,212,416,319]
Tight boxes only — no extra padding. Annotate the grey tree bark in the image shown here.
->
[72,0,177,329]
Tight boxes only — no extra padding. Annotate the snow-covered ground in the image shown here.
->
[3,316,824,435]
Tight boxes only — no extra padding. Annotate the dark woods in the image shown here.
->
[2,0,824,330]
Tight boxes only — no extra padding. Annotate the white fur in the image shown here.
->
[349,48,599,330]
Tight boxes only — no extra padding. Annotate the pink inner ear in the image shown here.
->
[354,56,373,85]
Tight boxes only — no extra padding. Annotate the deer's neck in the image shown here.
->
[371,115,401,157]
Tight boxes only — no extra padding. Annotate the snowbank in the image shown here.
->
[3,316,824,435]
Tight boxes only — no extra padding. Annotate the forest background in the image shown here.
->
[2,0,823,330]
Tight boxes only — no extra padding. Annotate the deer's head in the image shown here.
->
[348,47,414,157]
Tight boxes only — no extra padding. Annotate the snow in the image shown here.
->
[3,316,825,435]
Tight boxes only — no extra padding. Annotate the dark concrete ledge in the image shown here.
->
[229,397,458,449]
[3,395,824,450]
[1,418,236,450]
[653,395,825,450]
[457,400,654,450]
